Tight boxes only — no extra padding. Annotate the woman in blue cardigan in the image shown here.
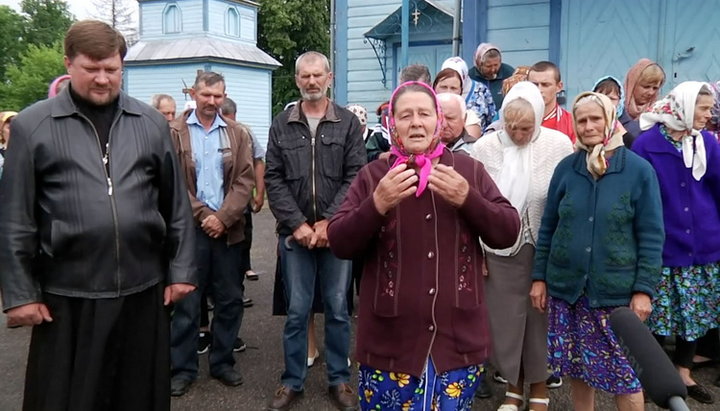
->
[531,92,664,411]
[632,81,720,404]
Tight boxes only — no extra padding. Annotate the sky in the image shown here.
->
[0,0,138,20]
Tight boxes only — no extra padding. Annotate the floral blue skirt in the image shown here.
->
[547,296,642,395]
[358,359,483,410]
[647,263,720,341]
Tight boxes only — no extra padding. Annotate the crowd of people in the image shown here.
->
[1,19,720,411]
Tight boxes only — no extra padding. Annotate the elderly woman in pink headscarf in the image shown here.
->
[468,43,515,109]
[328,81,520,410]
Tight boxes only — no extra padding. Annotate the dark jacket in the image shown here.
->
[265,100,366,235]
[169,110,255,245]
[0,88,196,311]
[328,150,520,376]
[469,62,515,109]
[532,147,664,307]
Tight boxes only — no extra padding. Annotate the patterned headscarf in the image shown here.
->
[592,75,625,119]
[388,81,445,197]
[346,104,368,127]
[640,81,709,180]
[502,66,531,96]
[572,92,625,179]
[624,58,665,119]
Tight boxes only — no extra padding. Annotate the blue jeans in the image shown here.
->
[171,228,245,380]
[279,235,352,390]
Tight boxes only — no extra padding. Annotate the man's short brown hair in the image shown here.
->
[64,20,127,61]
[193,71,226,90]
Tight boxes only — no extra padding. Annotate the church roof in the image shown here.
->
[125,36,281,68]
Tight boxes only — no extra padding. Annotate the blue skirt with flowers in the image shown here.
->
[358,359,483,410]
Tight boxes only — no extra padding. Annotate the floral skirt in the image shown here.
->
[358,359,483,410]
[547,296,641,395]
[647,263,720,341]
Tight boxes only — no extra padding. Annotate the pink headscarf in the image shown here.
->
[48,75,71,98]
[623,59,665,119]
[474,43,501,65]
[388,81,445,197]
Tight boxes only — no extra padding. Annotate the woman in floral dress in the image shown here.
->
[632,81,720,405]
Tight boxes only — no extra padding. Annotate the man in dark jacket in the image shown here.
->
[168,72,255,396]
[0,20,196,411]
[265,51,366,411]
[468,42,516,109]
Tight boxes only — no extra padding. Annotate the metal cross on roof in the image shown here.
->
[412,7,421,26]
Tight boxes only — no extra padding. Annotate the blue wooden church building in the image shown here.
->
[334,0,720,115]
[124,0,280,146]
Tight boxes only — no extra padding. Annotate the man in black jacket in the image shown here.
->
[0,20,196,411]
[265,51,366,411]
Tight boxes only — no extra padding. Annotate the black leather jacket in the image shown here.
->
[265,100,366,235]
[0,88,196,311]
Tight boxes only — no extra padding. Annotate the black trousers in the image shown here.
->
[24,284,170,411]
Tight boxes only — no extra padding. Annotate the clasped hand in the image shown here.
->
[373,163,469,215]
[292,220,329,249]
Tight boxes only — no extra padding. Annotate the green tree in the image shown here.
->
[258,0,330,114]
[20,0,74,48]
[0,6,25,81]
[0,43,65,111]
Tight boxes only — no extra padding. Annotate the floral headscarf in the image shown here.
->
[640,81,709,180]
[346,104,368,127]
[572,92,625,179]
[388,81,445,196]
[624,58,665,119]
[592,75,625,119]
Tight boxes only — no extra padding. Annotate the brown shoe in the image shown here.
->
[268,386,303,411]
[328,383,358,411]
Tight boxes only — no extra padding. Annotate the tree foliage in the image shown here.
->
[0,43,66,110]
[0,1,74,111]
[0,6,26,81]
[20,0,74,47]
[258,0,330,114]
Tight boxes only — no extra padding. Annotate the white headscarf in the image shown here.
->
[640,81,708,180]
[493,81,545,214]
[441,56,472,96]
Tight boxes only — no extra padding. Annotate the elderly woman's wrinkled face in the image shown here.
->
[575,102,606,147]
[393,91,438,154]
[504,111,535,147]
[694,94,714,130]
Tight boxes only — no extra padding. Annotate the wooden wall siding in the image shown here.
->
[213,62,273,149]
[140,0,204,39]
[125,63,207,110]
[207,0,257,43]
[344,0,457,114]
[125,63,273,150]
[560,0,720,106]
[486,0,550,68]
